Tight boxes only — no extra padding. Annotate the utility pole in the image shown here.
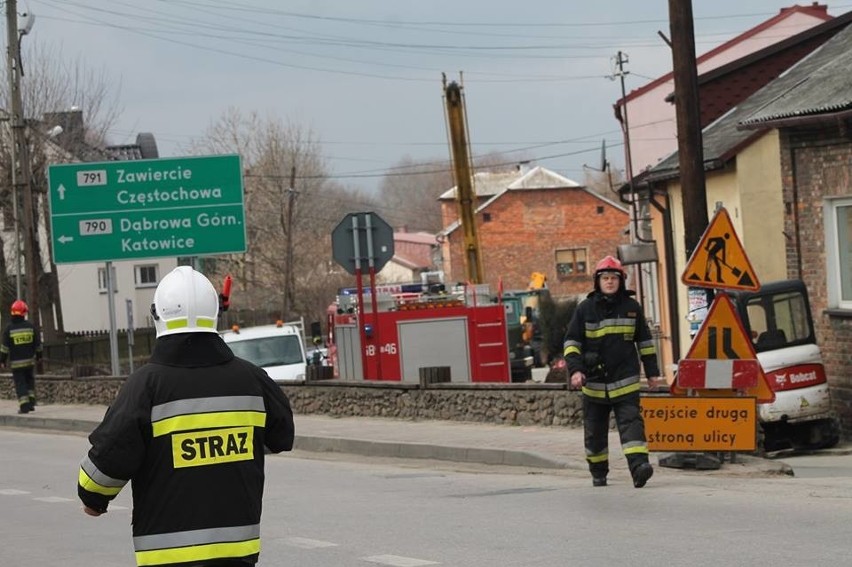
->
[663,0,719,472]
[5,0,39,325]
[282,165,296,319]
[668,0,709,255]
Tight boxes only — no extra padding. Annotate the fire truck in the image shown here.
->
[328,283,511,382]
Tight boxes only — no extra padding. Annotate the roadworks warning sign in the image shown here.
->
[641,397,756,452]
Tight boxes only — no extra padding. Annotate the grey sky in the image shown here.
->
[24,0,852,194]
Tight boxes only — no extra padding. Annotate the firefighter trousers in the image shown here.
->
[11,366,36,412]
[583,391,649,479]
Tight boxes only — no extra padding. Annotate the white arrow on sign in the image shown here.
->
[58,235,74,244]
[58,184,66,200]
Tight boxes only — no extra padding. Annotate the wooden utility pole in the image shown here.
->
[283,165,296,319]
[5,0,39,325]
[668,0,709,255]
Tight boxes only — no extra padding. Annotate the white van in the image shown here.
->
[221,321,308,383]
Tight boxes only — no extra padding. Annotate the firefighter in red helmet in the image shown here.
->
[1,300,43,414]
[563,256,660,488]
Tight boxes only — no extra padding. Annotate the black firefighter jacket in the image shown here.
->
[77,333,295,567]
[563,289,660,400]
[0,317,42,369]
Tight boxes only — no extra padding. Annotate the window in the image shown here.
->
[97,266,118,293]
[824,198,852,309]
[745,290,812,352]
[555,248,588,278]
[135,264,158,287]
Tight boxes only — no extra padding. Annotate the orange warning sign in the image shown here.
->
[641,397,757,452]
[682,207,760,291]
[671,293,775,403]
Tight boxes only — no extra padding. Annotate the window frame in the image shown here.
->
[134,264,159,288]
[824,197,852,310]
[555,247,588,280]
[97,266,118,294]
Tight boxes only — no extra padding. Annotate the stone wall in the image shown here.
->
[2,374,584,427]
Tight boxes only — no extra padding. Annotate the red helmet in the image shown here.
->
[594,255,626,280]
[10,299,28,316]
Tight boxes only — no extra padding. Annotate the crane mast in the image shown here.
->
[443,75,484,284]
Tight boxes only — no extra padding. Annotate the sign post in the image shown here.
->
[331,212,395,380]
[657,206,766,469]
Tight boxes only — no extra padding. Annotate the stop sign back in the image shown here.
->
[332,212,395,275]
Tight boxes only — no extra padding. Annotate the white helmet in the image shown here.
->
[151,266,219,338]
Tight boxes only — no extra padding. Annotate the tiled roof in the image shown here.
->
[643,18,852,182]
[618,3,832,107]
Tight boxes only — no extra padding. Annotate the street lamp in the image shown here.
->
[5,0,37,321]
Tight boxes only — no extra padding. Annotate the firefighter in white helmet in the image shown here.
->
[563,256,660,488]
[77,266,295,566]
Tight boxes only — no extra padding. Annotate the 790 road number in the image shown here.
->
[79,219,113,236]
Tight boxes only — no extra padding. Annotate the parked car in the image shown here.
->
[221,321,308,383]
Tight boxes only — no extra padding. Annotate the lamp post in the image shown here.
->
[5,0,38,325]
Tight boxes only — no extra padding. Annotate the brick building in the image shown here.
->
[438,166,630,300]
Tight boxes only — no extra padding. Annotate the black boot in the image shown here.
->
[632,463,654,488]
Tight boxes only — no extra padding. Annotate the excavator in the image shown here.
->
[502,273,549,382]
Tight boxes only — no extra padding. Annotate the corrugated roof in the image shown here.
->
[738,25,852,126]
[645,17,852,183]
[438,166,581,200]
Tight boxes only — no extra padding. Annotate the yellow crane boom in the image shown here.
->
[443,75,484,284]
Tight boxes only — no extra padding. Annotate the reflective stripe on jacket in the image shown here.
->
[563,289,659,399]
[1,320,42,369]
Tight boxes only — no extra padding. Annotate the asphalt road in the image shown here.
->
[3,428,852,567]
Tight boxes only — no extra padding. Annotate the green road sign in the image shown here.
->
[48,154,246,264]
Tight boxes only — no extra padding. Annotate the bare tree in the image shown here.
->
[375,156,453,233]
[0,41,123,340]
[583,164,626,199]
[188,109,366,327]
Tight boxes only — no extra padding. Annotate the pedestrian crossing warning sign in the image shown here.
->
[671,293,775,403]
[682,207,760,291]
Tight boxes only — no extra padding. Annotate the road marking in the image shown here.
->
[362,555,439,566]
[0,489,30,495]
[284,537,338,549]
[33,496,74,503]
